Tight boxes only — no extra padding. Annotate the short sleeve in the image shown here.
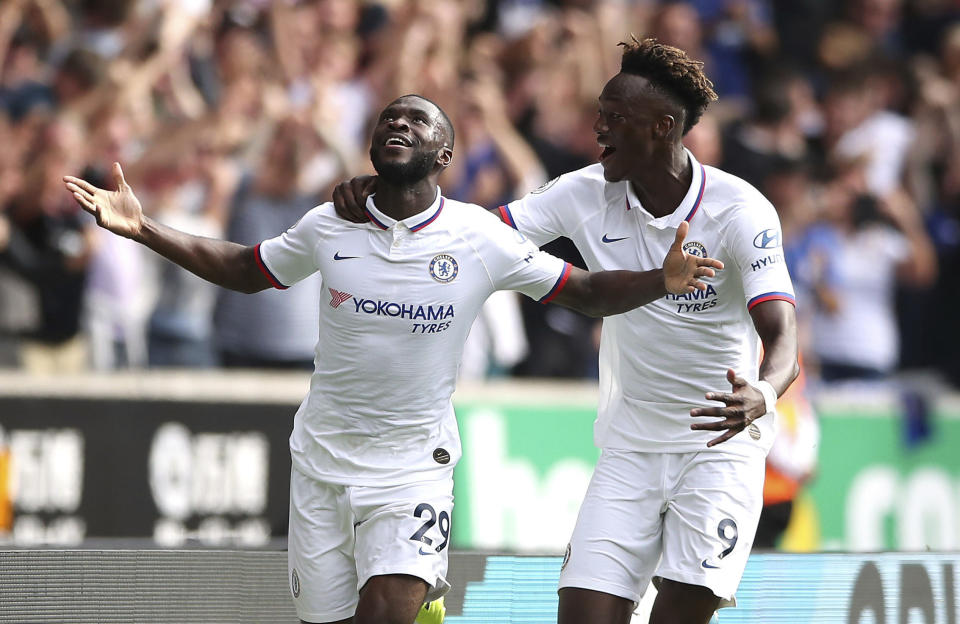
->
[257,205,326,289]
[480,217,572,303]
[724,200,796,310]
[498,168,601,247]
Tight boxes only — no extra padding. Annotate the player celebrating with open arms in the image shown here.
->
[334,39,800,624]
[64,94,722,624]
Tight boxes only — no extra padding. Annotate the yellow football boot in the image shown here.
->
[415,597,445,624]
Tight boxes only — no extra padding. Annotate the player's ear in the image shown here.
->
[437,145,453,169]
[654,114,676,140]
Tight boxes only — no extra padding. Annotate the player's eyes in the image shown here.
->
[597,109,623,122]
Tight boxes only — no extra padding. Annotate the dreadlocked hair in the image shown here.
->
[619,36,718,135]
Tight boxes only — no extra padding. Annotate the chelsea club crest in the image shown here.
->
[429,254,458,283]
[682,241,707,257]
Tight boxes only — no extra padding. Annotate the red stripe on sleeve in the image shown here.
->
[497,205,516,228]
[747,293,795,310]
[254,243,288,290]
[540,263,573,304]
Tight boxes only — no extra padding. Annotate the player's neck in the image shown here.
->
[373,178,439,221]
[628,147,692,219]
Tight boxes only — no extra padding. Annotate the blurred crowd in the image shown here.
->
[0,0,958,390]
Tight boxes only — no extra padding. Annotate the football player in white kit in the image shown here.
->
[64,94,723,624]
[333,40,800,624]
[504,39,800,624]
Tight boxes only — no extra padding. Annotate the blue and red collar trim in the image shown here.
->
[364,196,445,232]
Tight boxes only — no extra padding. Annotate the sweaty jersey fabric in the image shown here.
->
[499,150,795,457]
[258,189,570,485]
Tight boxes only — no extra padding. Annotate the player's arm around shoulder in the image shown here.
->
[64,162,272,293]
[496,164,606,244]
[550,221,724,317]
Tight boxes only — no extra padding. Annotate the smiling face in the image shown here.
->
[594,72,679,183]
[369,96,452,185]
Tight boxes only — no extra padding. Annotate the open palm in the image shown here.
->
[662,220,724,294]
[64,162,143,239]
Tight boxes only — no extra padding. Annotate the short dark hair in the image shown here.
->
[57,49,105,91]
[752,74,793,124]
[619,37,717,135]
[396,94,455,149]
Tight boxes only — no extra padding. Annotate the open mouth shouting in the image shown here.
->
[599,141,617,161]
[384,134,413,151]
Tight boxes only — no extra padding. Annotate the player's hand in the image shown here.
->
[662,221,723,295]
[63,163,144,240]
[689,368,767,447]
[332,175,377,223]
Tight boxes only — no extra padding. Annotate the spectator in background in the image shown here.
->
[690,0,778,105]
[722,69,814,189]
[83,104,151,369]
[0,115,93,373]
[902,0,960,58]
[682,110,722,167]
[0,32,55,121]
[846,0,906,58]
[904,23,960,382]
[214,118,326,370]
[0,0,955,390]
[143,140,234,369]
[271,0,372,152]
[809,160,937,382]
[649,0,777,120]
[816,64,915,196]
[498,11,607,379]
[446,70,547,209]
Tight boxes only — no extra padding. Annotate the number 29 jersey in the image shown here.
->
[257,190,570,485]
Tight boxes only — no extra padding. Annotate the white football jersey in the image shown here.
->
[499,149,795,457]
[258,190,570,485]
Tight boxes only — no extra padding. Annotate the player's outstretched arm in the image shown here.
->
[332,175,377,223]
[64,162,271,294]
[550,221,723,317]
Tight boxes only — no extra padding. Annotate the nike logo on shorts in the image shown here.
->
[419,547,436,556]
[701,559,720,569]
[334,252,361,260]
[601,234,629,243]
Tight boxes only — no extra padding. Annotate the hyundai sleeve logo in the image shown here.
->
[752,229,781,249]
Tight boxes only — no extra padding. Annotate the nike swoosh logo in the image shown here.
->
[701,559,720,569]
[602,234,629,243]
[419,547,436,556]
[334,252,361,260]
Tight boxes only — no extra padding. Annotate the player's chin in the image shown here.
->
[599,161,624,182]
[374,148,410,163]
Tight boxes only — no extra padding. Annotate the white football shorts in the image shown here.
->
[558,449,765,607]
[287,466,454,623]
